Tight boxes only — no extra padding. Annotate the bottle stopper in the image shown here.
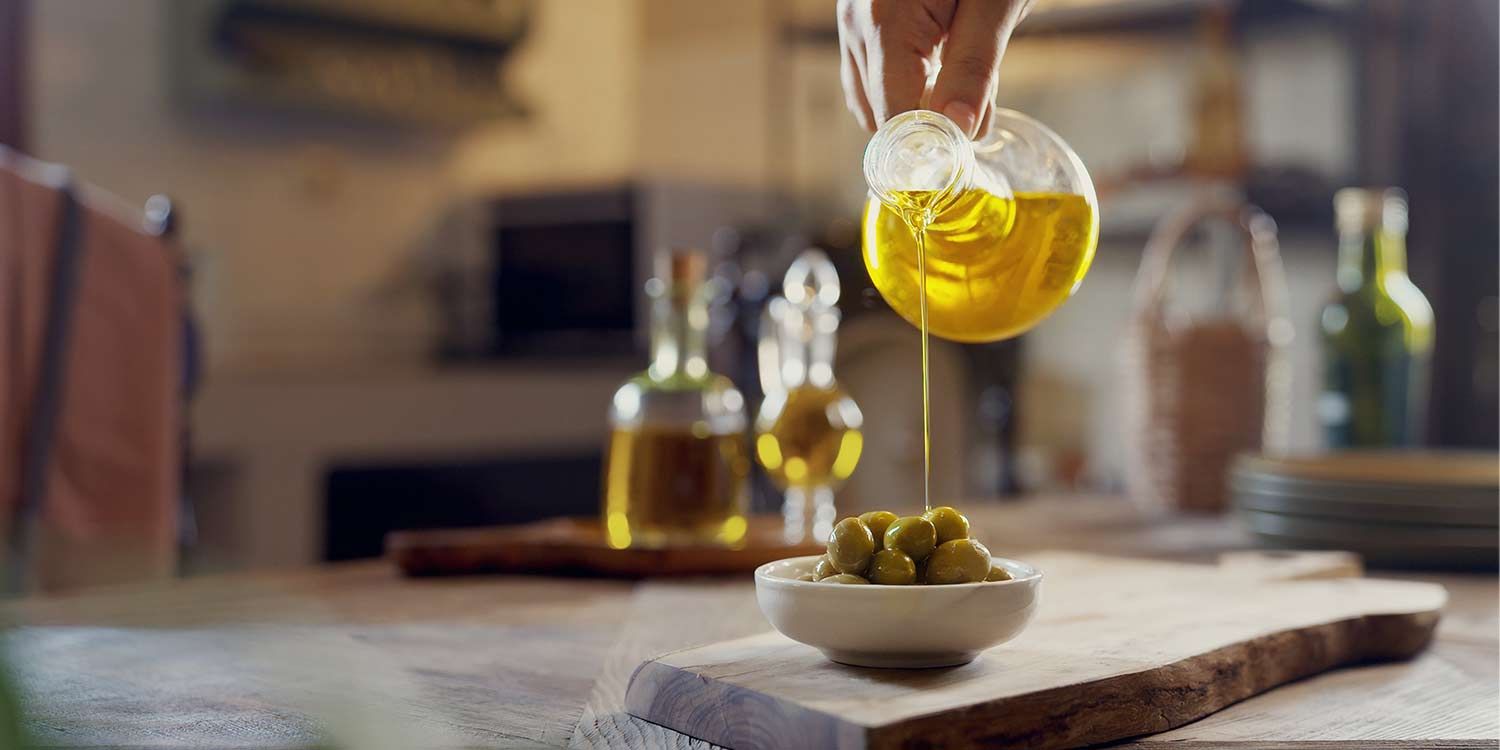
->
[1335,187,1408,234]
[783,248,841,309]
[658,248,708,286]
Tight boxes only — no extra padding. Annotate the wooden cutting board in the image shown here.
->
[387,515,824,577]
[624,552,1445,750]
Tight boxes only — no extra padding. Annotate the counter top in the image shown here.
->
[5,495,1495,748]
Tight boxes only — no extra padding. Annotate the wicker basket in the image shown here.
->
[1122,197,1292,513]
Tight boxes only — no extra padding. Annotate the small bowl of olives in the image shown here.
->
[754,507,1041,668]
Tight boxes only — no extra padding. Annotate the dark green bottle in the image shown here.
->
[1319,188,1435,447]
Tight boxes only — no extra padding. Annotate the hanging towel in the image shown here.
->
[0,148,182,591]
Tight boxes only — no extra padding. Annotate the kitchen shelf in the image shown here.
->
[780,0,1352,47]
[1019,0,1351,37]
[1097,168,1337,246]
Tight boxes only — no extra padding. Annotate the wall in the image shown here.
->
[1007,25,1353,483]
[31,0,641,372]
[30,1,1359,505]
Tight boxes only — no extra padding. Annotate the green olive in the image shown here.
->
[924,539,992,584]
[985,563,1012,582]
[867,549,917,585]
[812,555,839,580]
[923,506,970,545]
[821,573,869,585]
[883,516,938,562]
[858,511,899,547]
[795,573,818,582]
[827,517,875,575]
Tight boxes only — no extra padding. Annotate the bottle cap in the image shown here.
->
[783,248,841,309]
[658,248,707,286]
[863,110,973,214]
[1335,187,1408,235]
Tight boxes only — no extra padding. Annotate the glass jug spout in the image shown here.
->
[862,110,1012,224]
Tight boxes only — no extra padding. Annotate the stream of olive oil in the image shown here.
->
[919,227,931,512]
[869,189,1098,512]
[908,213,933,513]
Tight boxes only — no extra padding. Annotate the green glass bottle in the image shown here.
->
[1319,188,1435,447]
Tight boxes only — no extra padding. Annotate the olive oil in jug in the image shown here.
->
[862,190,1097,343]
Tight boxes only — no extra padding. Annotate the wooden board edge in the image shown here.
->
[1116,741,1500,749]
[623,608,1443,750]
[867,609,1444,750]
[387,546,821,578]
[385,520,822,578]
[625,656,868,750]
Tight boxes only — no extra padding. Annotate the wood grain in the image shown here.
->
[624,552,1449,750]
[388,515,823,578]
[5,563,640,748]
[567,581,766,750]
[0,497,1494,748]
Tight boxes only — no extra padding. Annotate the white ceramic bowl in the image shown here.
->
[754,555,1042,668]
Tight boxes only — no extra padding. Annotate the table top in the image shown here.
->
[4,495,1496,749]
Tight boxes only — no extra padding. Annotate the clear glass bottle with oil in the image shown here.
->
[602,250,750,549]
[755,250,863,543]
[862,108,1098,509]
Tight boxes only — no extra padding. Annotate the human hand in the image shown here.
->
[837,0,1033,138]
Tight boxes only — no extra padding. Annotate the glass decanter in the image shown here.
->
[755,250,864,544]
[602,250,749,549]
[861,109,1100,342]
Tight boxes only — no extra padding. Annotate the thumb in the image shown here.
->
[929,0,1025,138]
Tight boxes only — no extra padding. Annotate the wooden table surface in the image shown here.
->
[4,495,1496,749]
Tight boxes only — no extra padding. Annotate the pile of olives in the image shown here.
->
[798,506,1011,585]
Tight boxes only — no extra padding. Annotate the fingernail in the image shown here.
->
[942,101,978,137]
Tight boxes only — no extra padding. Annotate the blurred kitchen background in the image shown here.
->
[4,0,1495,572]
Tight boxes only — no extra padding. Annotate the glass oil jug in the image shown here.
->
[861,108,1099,511]
[861,109,1100,343]
[602,250,750,549]
[755,250,864,544]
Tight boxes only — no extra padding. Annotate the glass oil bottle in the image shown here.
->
[755,250,864,543]
[1319,188,1434,447]
[602,250,750,549]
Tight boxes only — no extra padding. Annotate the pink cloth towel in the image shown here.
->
[1,149,182,591]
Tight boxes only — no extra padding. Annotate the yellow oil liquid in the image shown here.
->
[915,227,931,510]
[862,191,1098,343]
[602,427,749,549]
[865,189,1098,510]
[755,386,863,490]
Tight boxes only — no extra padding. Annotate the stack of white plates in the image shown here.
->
[1231,452,1498,570]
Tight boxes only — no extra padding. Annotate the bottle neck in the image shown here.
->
[648,283,708,382]
[767,302,841,391]
[1337,225,1408,292]
[805,307,839,389]
[864,110,989,226]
